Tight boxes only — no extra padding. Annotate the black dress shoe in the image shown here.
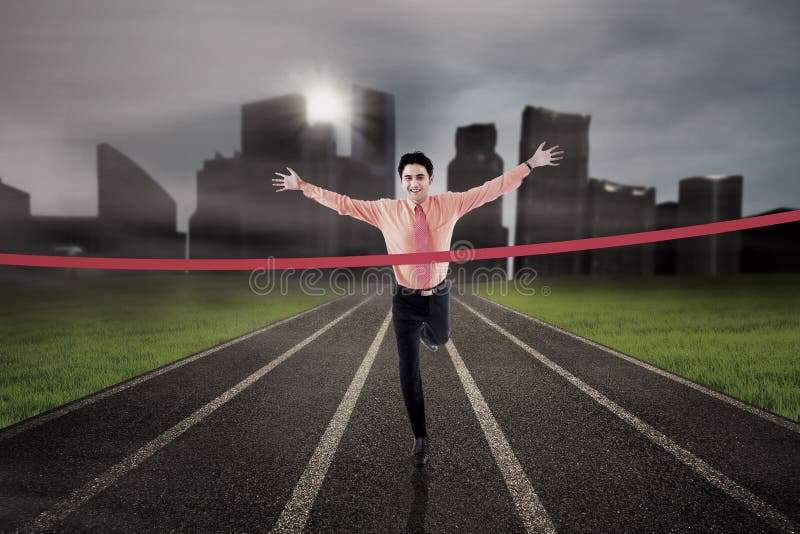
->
[411,437,429,466]
[420,324,439,352]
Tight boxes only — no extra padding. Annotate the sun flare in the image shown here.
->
[307,87,345,123]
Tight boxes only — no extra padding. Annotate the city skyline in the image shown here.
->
[4,90,778,278]
[1,0,798,236]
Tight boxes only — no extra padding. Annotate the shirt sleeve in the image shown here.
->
[453,163,531,219]
[300,182,385,229]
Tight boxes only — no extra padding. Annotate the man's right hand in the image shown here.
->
[272,167,304,192]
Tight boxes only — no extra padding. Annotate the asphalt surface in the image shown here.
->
[1,285,798,532]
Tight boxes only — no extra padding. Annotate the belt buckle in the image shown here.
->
[419,289,434,296]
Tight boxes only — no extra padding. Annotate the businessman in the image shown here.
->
[272,142,563,466]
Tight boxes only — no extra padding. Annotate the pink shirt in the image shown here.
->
[300,163,531,289]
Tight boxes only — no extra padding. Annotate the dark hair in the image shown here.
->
[397,151,433,179]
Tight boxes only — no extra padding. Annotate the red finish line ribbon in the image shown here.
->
[1,210,797,271]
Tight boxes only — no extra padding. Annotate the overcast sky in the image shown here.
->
[1,0,798,235]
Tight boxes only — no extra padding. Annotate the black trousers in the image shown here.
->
[391,279,451,438]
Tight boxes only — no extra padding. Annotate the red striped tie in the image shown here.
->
[413,204,432,288]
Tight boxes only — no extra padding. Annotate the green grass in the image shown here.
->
[3,272,798,431]
[474,274,800,422]
[0,273,341,430]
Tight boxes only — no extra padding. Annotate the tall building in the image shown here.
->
[740,207,800,273]
[193,95,337,260]
[514,106,591,278]
[302,122,337,164]
[655,201,678,275]
[583,178,655,275]
[447,124,509,281]
[190,153,251,259]
[0,177,32,254]
[330,156,388,257]
[677,174,743,275]
[350,84,396,199]
[241,94,307,161]
[190,151,335,260]
[97,143,185,259]
[191,92,390,263]
[0,177,33,282]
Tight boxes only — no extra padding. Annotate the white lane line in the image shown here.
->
[0,295,346,441]
[22,296,374,533]
[446,339,556,534]
[458,298,799,534]
[271,308,393,533]
[469,294,800,434]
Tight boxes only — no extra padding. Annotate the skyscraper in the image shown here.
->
[655,201,678,275]
[350,84,396,199]
[191,91,391,263]
[677,174,743,275]
[584,178,655,275]
[447,124,509,281]
[514,106,591,277]
[740,207,800,273]
[0,177,31,254]
[97,143,185,259]
[241,94,307,162]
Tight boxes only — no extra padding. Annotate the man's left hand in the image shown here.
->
[527,142,564,168]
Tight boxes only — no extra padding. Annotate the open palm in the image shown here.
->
[529,142,564,168]
[272,167,303,192]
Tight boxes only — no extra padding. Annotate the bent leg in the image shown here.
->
[424,290,450,345]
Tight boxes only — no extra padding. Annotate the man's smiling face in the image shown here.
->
[401,163,434,205]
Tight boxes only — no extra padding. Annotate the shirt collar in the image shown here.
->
[405,195,432,213]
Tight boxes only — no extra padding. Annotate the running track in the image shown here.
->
[1,287,798,532]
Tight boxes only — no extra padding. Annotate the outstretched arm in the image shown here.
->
[272,167,384,229]
[454,141,564,218]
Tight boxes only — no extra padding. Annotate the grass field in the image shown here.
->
[1,272,797,431]
[474,274,800,422]
[0,273,341,430]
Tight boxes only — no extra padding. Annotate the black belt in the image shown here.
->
[396,279,450,296]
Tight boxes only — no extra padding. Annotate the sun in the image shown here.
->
[307,87,345,123]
